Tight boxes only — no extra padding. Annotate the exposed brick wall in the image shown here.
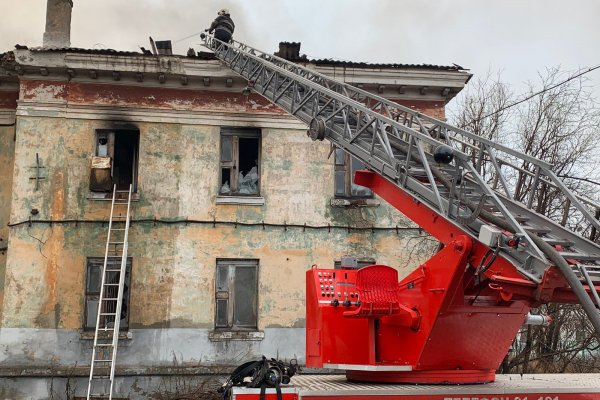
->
[19,80,448,119]
[391,99,446,120]
[20,80,287,114]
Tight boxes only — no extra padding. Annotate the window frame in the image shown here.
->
[334,148,373,199]
[219,128,262,197]
[84,257,132,331]
[92,129,140,193]
[215,259,259,331]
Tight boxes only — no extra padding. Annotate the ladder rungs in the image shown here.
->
[93,359,112,363]
[523,226,551,234]
[573,265,600,276]
[94,344,114,347]
[560,253,600,262]
[544,238,575,247]
[491,213,529,223]
[103,283,120,286]
[99,312,117,316]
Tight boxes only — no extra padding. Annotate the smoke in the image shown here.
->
[1,0,598,101]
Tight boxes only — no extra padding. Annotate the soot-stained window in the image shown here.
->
[219,128,261,196]
[90,129,139,193]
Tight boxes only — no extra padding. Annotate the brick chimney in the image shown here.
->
[43,0,73,48]
[275,42,303,61]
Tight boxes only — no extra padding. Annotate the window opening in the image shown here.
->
[220,128,261,196]
[90,129,139,193]
[215,259,258,330]
[85,257,132,331]
[334,148,373,198]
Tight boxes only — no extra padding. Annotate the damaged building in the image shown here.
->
[0,1,471,398]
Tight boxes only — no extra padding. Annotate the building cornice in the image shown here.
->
[11,49,471,102]
[15,100,308,129]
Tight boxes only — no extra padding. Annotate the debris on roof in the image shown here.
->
[9,42,467,72]
[1,51,15,63]
[26,46,143,57]
[275,41,466,71]
[309,58,466,71]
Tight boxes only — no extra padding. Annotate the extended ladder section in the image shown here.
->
[87,185,133,400]
[202,35,600,332]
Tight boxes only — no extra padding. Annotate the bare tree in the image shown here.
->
[511,68,600,220]
[452,71,513,184]
[452,67,600,374]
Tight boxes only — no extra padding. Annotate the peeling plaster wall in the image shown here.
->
[3,116,429,329]
[2,78,441,381]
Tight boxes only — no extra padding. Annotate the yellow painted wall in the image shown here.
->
[2,116,434,329]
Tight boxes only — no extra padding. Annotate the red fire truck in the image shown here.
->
[200,34,600,400]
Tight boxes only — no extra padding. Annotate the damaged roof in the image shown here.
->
[16,43,466,71]
[26,46,143,57]
[307,59,465,71]
[274,41,467,71]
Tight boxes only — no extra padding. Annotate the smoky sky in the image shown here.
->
[1,0,599,100]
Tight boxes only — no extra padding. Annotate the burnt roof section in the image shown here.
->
[13,43,467,71]
[1,51,15,63]
[276,41,467,71]
[26,45,142,56]
[307,59,466,71]
[18,45,219,60]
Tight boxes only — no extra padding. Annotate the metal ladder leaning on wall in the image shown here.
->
[87,184,133,400]
[201,34,600,333]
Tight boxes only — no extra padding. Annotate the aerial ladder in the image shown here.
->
[201,34,600,384]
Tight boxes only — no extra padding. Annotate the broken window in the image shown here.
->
[219,128,261,196]
[84,257,132,331]
[334,148,373,198]
[215,259,258,330]
[90,129,139,193]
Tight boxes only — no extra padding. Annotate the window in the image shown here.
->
[85,257,132,331]
[90,129,139,193]
[219,128,261,196]
[215,259,258,330]
[334,148,373,198]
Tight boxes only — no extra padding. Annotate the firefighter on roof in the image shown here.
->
[206,8,235,43]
